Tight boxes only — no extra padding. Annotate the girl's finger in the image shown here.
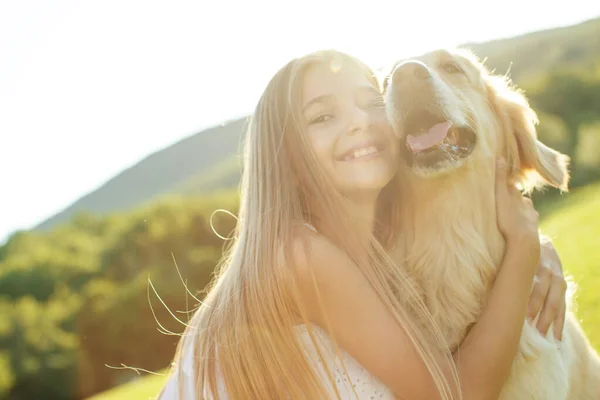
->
[527,264,552,321]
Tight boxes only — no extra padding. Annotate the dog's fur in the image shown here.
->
[384,48,600,399]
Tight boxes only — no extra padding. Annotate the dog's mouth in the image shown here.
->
[400,110,476,171]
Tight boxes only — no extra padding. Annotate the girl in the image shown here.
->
[158,49,567,400]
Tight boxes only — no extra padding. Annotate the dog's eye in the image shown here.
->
[441,62,463,74]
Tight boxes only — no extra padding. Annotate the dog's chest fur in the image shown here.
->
[397,168,506,349]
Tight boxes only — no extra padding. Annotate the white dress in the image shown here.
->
[158,324,395,399]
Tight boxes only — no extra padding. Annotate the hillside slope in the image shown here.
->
[465,17,600,82]
[35,118,247,231]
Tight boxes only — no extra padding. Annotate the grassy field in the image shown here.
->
[86,369,169,400]
[539,182,600,351]
[88,182,600,400]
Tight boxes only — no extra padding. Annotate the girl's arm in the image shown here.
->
[293,159,541,400]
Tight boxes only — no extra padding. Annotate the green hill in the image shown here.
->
[34,118,248,232]
[465,17,600,83]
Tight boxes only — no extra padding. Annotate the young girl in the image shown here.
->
[158,49,567,400]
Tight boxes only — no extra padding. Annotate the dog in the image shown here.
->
[383,48,600,399]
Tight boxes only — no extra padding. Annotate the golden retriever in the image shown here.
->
[384,48,600,399]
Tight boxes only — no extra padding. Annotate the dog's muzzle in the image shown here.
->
[389,61,436,103]
[386,60,477,173]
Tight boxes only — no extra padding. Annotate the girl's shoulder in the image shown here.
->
[156,333,228,400]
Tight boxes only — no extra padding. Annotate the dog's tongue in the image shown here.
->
[406,121,453,153]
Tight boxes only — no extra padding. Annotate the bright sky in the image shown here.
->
[1,0,599,243]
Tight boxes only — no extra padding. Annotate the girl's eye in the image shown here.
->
[309,114,334,125]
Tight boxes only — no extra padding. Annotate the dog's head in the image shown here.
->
[384,48,570,192]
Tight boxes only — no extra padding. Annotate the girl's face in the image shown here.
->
[301,62,399,196]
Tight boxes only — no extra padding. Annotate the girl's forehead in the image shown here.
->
[301,62,375,101]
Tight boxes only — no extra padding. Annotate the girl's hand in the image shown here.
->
[495,158,540,269]
[527,239,568,340]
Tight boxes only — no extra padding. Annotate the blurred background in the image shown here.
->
[1,1,599,399]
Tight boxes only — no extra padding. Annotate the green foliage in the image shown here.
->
[536,112,571,156]
[526,70,600,157]
[174,155,242,196]
[0,351,15,395]
[0,190,240,399]
[0,293,81,399]
[575,122,600,169]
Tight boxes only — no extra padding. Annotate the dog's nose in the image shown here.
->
[391,60,431,85]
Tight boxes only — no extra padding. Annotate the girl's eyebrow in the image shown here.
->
[303,94,334,112]
[303,85,380,112]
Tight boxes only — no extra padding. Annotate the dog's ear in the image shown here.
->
[487,76,570,193]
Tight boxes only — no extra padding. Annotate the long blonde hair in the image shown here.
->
[169,50,461,399]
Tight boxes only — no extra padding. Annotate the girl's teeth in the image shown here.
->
[345,146,378,161]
